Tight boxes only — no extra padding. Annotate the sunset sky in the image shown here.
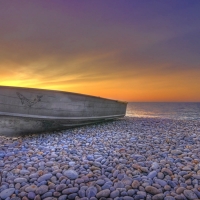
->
[0,1,200,102]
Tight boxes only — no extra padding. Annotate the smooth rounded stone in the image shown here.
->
[161,168,173,176]
[43,198,57,200]
[58,195,68,200]
[15,183,21,190]
[127,189,136,196]
[41,192,53,198]
[182,166,191,171]
[113,170,119,178]
[36,185,48,195]
[87,155,94,161]
[37,173,52,182]
[62,187,79,195]
[137,191,146,197]
[178,171,188,176]
[75,178,84,184]
[134,194,146,200]
[147,171,157,179]
[114,181,124,189]
[158,172,165,179]
[27,191,36,199]
[121,177,132,186]
[176,187,185,194]
[171,150,182,155]
[0,188,15,199]
[152,194,165,200]
[110,190,119,198]
[152,162,159,170]
[37,181,47,187]
[78,189,86,198]
[193,188,200,198]
[164,185,171,191]
[164,197,175,200]
[96,189,110,199]
[102,181,113,190]
[96,179,105,186]
[53,191,61,197]
[0,152,5,158]
[49,183,56,190]
[68,193,77,199]
[29,173,39,179]
[174,195,186,200]
[63,170,78,180]
[18,191,27,198]
[117,173,125,180]
[193,175,200,180]
[56,184,67,192]
[168,181,176,188]
[145,186,160,195]
[86,186,97,198]
[155,179,167,187]
[183,189,198,200]
[11,197,21,200]
[131,180,140,189]
[140,167,149,173]
[123,197,134,200]
[92,162,101,168]
[121,191,128,196]
[90,197,97,200]
[25,185,37,192]
[20,170,30,175]
[69,161,76,166]
[80,198,90,200]
[106,167,113,172]
[14,178,27,183]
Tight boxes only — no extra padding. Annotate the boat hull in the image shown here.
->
[0,86,127,136]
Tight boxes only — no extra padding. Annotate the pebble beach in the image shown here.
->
[0,117,200,200]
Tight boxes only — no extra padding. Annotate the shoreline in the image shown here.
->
[0,117,200,199]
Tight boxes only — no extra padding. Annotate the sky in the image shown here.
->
[0,1,200,102]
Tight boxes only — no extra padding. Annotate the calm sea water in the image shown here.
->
[126,102,200,120]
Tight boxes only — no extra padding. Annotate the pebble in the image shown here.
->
[0,117,199,199]
[0,188,15,199]
[96,189,110,198]
[14,178,27,183]
[110,190,120,198]
[147,171,157,179]
[36,185,48,195]
[63,170,78,180]
[56,184,66,192]
[131,180,140,189]
[37,173,52,182]
[145,186,160,195]
[183,189,198,199]
[86,186,97,198]
[152,193,165,200]
[171,150,182,155]
[62,187,79,195]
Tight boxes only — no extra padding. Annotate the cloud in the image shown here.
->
[0,1,200,101]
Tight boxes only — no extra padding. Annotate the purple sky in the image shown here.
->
[0,1,200,101]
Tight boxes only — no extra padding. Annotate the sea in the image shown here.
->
[126,102,200,120]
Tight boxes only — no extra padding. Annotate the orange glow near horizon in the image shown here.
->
[1,63,200,102]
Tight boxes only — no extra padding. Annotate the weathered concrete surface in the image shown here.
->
[0,86,127,136]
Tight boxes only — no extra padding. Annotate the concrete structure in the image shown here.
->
[0,86,127,136]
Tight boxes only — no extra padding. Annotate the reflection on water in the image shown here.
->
[126,102,200,120]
